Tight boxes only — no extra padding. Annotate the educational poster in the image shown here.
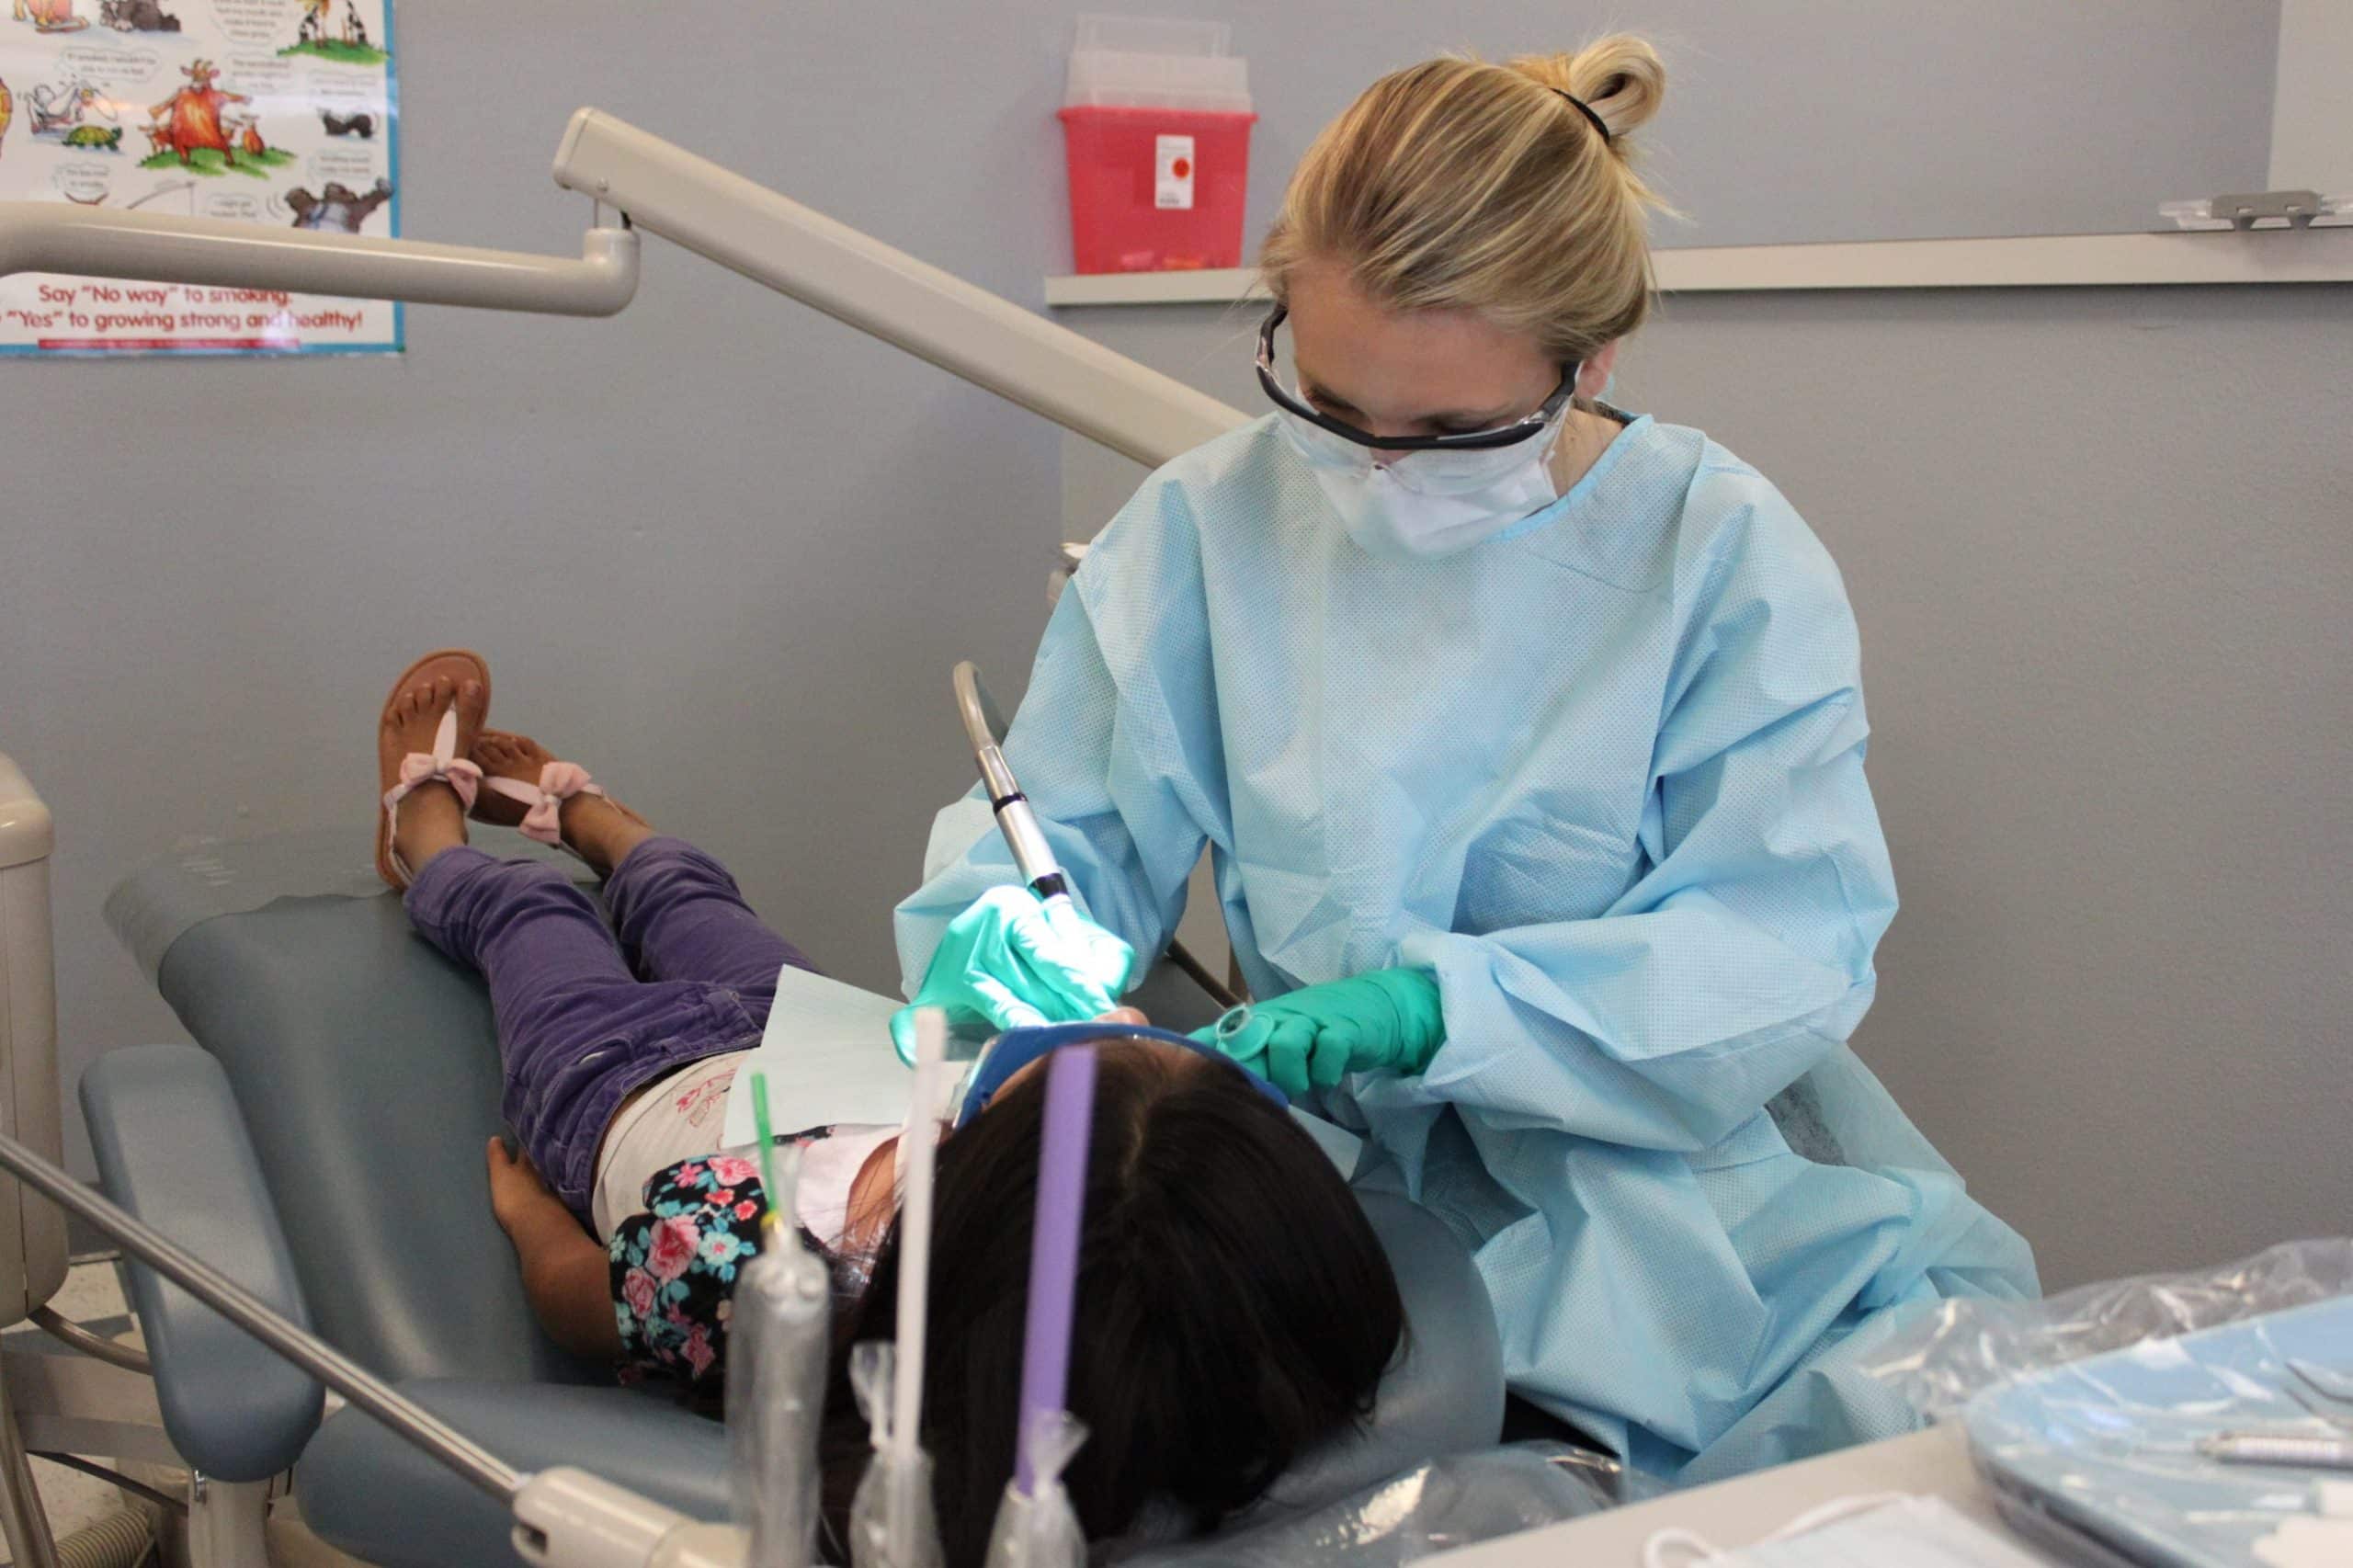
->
[0,0,398,355]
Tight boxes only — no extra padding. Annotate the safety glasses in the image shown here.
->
[955,1021,1289,1128]
[1256,304,1579,452]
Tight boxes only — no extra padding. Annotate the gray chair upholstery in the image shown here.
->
[99,847,1505,1564]
[300,1381,735,1566]
[148,889,597,1387]
[79,1045,324,1482]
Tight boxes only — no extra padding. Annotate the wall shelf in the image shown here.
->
[1044,227,2353,306]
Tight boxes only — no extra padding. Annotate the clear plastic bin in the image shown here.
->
[1060,15,1256,274]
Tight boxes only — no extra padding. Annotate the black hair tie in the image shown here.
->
[1553,88,1612,143]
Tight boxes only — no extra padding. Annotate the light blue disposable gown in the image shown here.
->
[896,412,2037,1482]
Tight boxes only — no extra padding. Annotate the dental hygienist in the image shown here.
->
[897,37,2037,1481]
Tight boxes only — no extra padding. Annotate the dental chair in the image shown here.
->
[80,827,1507,1566]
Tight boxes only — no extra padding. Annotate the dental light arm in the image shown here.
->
[0,1127,749,1568]
[546,109,1243,466]
[0,202,641,317]
[0,108,1245,466]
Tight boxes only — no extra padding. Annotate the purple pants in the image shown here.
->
[403,837,817,1215]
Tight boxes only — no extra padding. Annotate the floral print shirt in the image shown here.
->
[607,1151,771,1387]
[607,1125,891,1389]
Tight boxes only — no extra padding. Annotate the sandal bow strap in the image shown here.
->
[483,760,605,846]
[384,707,483,812]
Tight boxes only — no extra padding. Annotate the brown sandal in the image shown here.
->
[375,649,492,889]
[469,729,649,848]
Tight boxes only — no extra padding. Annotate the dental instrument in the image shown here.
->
[2200,1432,2353,1472]
[847,1343,941,1568]
[983,1045,1097,1568]
[953,662,1070,908]
[852,1011,949,1568]
[895,1012,948,1561]
[750,1069,783,1201]
[726,1074,829,1568]
[949,664,1237,1011]
[982,1411,1087,1568]
[1013,1045,1094,1498]
[894,668,1146,1059]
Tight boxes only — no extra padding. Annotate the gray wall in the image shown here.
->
[1055,287,2353,1293]
[1107,1,2279,248]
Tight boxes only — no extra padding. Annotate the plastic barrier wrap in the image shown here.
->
[1963,1291,2353,1567]
[1123,1443,1664,1568]
[1857,1239,2353,1425]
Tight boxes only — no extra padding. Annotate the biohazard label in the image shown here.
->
[1154,133,1196,210]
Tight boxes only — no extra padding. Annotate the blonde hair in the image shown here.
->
[1260,36,1668,366]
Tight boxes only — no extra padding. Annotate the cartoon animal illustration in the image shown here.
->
[0,78,11,160]
[12,0,89,34]
[28,77,114,135]
[340,1,368,49]
[147,60,248,162]
[98,0,178,31]
[63,122,120,149]
[295,0,326,44]
[319,108,374,139]
[285,176,390,233]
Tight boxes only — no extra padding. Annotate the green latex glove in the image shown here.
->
[1195,968,1446,1096]
[891,886,1137,1063]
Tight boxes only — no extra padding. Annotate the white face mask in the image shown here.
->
[1277,403,1570,561]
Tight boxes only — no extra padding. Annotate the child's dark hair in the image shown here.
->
[819,1040,1404,1565]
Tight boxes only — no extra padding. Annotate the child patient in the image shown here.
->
[373,650,1404,1565]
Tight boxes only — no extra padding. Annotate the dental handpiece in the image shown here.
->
[955,661,1071,906]
[973,736,1071,904]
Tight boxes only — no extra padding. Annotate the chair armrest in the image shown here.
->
[79,1044,324,1481]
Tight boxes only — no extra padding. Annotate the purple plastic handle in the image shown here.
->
[1015,1045,1097,1496]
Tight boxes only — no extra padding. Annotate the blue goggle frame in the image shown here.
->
[955,1021,1289,1128]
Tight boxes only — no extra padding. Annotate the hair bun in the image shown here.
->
[1508,34,1665,145]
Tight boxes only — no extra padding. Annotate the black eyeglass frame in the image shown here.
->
[1255,304,1580,453]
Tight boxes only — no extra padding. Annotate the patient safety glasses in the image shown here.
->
[955,1021,1288,1129]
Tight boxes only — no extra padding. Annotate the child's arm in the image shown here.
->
[485,1140,623,1359]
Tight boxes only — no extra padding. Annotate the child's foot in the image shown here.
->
[472,730,654,876]
[383,675,479,877]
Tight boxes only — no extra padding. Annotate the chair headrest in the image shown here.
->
[1253,1189,1505,1518]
